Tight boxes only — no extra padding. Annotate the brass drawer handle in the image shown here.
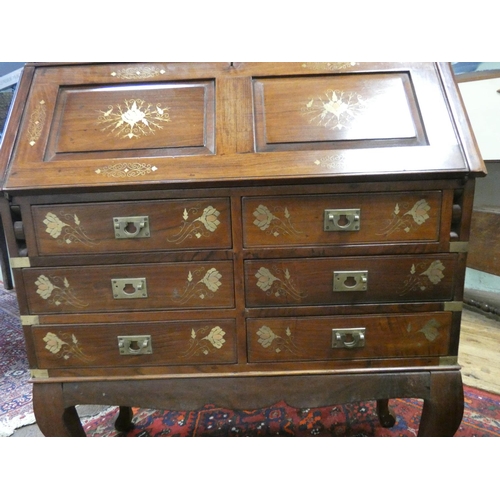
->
[333,270,368,291]
[332,328,366,349]
[324,209,360,232]
[114,216,150,239]
[112,278,148,299]
[118,335,152,355]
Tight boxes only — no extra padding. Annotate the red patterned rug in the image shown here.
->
[82,385,500,437]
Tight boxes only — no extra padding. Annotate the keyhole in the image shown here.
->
[336,214,351,228]
[122,283,136,294]
[128,340,141,351]
[343,276,357,288]
[124,222,139,235]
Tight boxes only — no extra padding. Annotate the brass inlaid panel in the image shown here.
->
[32,319,237,368]
[247,312,452,362]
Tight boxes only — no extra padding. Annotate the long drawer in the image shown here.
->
[243,191,443,247]
[22,261,234,313]
[247,312,452,362]
[32,319,237,368]
[245,254,457,306]
[30,198,231,255]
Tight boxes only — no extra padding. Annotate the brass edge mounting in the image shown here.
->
[30,369,49,379]
[21,315,40,326]
[439,356,459,366]
[444,302,463,312]
[449,242,469,253]
[10,257,31,268]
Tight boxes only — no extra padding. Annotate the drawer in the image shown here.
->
[243,191,442,247]
[245,254,457,307]
[30,198,231,255]
[247,312,452,362]
[32,319,237,368]
[23,261,234,313]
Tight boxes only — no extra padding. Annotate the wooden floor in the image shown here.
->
[459,308,500,395]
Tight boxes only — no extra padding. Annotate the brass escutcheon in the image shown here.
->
[112,278,148,299]
[117,335,152,355]
[113,216,150,239]
[324,209,361,232]
[333,270,368,292]
[332,328,366,349]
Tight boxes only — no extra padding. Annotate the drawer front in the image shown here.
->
[247,312,452,362]
[243,192,442,247]
[31,198,231,255]
[32,319,237,368]
[245,255,457,307]
[23,261,234,313]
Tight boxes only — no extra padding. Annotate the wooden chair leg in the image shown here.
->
[418,370,464,437]
[33,383,86,437]
[376,399,396,428]
[114,406,135,432]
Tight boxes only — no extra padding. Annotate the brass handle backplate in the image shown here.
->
[333,270,368,292]
[118,335,152,355]
[112,278,148,299]
[114,216,150,239]
[324,209,361,232]
[332,328,366,349]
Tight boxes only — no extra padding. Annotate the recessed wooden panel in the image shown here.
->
[23,261,234,313]
[243,191,442,247]
[245,254,457,307]
[33,319,237,368]
[247,312,452,362]
[31,198,231,255]
[253,73,424,151]
[45,81,215,159]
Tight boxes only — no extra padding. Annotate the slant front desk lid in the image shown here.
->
[0,62,486,192]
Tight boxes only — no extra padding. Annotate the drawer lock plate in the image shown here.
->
[332,328,366,349]
[324,209,360,232]
[112,278,148,299]
[114,216,150,239]
[333,270,368,292]
[118,335,152,355]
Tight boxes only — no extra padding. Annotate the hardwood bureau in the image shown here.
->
[0,62,486,436]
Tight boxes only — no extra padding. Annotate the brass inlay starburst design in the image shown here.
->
[180,326,227,359]
[43,212,98,247]
[110,66,167,79]
[97,99,171,139]
[172,267,222,305]
[302,89,366,130]
[27,100,47,146]
[35,275,89,309]
[255,266,307,301]
[167,205,221,244]
[399,260,445,296]
[256,325,299,355]
[406,319,442,342]
[43,332,93,362]
[95,163,159,178]
[252,204,302,238]
[378,199,431,237]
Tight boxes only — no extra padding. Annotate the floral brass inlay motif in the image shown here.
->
[253,205,302,238]
[256,325,299,354]
[180,326,227,358]
[27,100,47,146]
[302,89,367,130]
[314,154,346,169]
[35,275,89,309]
[43,212,97,247]
[399,260,445,296]
[95,163,158,178]
[255,267,307,301]
[301,62,358,71]
[409,319,442,342]
[378,199,431,237]
[173,267,222,304]
[110,66,167,79]
[167,206,221,244]
[97,99,171,139]
[43,332,93,362]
